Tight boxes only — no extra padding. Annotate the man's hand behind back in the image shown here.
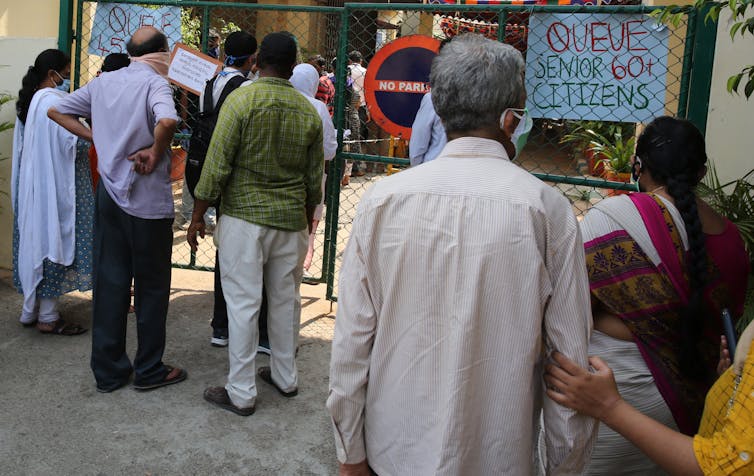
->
[128,147,161,175]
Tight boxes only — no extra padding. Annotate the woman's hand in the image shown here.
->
[545,352,623,421]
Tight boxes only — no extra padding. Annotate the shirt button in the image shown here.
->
[740,452,750,462]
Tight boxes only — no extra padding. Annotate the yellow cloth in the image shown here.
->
[693,345,754,475]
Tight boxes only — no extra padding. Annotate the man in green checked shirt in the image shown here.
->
[188,32,324,416]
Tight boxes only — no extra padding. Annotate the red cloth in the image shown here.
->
[315,74,335,117]
[88,145,99,190]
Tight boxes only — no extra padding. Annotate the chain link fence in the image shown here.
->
[74,0,342,282]
[71,1,710,302]
[327,2,700,300]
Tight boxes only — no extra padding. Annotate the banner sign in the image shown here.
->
[88,3,181,56]
[168,44,222,96]
[525,13,669,123]
[364,35,441,138]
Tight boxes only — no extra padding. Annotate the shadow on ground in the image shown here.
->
[0,269,338,475]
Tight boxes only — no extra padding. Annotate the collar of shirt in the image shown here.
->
[218,66,247,77]
[439,136,511,162]
[254,76,293,88]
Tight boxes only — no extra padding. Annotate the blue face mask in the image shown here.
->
[54,71,70,92]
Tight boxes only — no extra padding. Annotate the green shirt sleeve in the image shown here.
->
[194,92,243,202]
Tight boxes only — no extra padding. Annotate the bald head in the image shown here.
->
[126,27,168,57]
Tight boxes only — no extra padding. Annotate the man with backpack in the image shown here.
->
[184,31,258,348]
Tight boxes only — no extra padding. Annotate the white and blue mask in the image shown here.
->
[54,71,71,92]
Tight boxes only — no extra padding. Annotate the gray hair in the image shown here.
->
[430,34,525,134]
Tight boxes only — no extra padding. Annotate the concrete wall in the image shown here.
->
[0,2,60,270]
[705,9,754,184]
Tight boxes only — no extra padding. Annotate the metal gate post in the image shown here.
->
[323,7,351,302]
[58,0,75,54]
[685,3,719,134]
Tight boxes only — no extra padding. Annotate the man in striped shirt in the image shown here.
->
[188,32,323,416]
[328,34,597,475]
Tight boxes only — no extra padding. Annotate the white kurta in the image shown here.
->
[14,88,78,309]
[328,137,597,475]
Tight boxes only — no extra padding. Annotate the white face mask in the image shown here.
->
[500,108,533,159]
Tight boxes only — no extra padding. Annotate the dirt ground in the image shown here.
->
[0,268,339,476]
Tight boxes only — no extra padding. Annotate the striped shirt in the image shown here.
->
[194,77,323,231]
[327,137,597,475]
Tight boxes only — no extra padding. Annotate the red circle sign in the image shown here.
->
[364,35,441,139]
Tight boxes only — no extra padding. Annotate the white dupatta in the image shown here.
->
[15,88,78,303]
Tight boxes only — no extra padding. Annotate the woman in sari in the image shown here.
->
[11,49,94,335]
[578,116,749,474]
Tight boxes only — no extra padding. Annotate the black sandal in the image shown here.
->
[37,319,87,336]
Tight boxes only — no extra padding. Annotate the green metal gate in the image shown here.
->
[64,1,718,302]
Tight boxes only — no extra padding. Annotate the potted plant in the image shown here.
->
[560,121,636,178]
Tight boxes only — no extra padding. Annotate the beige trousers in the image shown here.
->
[217,215,307,408]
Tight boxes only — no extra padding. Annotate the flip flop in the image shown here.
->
[37,319,87,336]
[133,366,187,391]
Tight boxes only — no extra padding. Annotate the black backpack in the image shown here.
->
[185,74,247,199]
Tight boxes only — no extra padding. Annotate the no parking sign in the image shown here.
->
[364,35,441,139]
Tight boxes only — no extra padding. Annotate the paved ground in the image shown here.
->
[0,268,339,475]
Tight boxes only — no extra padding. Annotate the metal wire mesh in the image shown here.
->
[75,0,341,282]
[73,2,700,302]
[328,3,695,300]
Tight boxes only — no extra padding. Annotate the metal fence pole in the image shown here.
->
[685,3,718,134]
[324,8,351,302]
[58,0,75,54]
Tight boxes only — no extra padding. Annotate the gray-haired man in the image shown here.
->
[328,34,597,475]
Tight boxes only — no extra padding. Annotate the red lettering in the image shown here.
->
[108,6,127,34]
[608,22,626,51]
[161,13,172,30]
[627,56,645,78]
[140,14,155,28]
[572,24,588,53]
[626,20,649,51]
[546,22,570,53]
[611,56,626,80]
[591,22,608,52]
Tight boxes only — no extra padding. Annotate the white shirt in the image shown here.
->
[328,137,597,475]
[409,92,446,166]
[199,67,253,112]
[349,63,367,107]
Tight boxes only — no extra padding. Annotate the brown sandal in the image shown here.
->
[37,319,87,336]
[133,365,187,391]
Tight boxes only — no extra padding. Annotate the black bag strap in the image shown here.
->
[202,76,218,115]
[214,75,247,113]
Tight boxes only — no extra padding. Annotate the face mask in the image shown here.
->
[500,108,532,159]
[54,71,71,92]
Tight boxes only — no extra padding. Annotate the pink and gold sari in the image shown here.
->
[582,193,749,435]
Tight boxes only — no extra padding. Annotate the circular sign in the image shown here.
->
[364,35,440,139]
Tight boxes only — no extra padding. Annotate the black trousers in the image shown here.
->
[212,249,268,343]
[91,184,173,389]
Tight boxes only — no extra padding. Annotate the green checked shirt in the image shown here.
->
[195,77,324,231]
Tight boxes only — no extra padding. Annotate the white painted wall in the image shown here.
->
[0,37,59,269]
[705,10,754,185]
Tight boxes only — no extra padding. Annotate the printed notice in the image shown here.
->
[168,44,222,95]
[525,13,670,123]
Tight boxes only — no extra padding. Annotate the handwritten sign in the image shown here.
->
[88,3,181,56]
[525,13,669,123]
[168,44,222,95]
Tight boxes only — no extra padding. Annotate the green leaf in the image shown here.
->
[745,77,754,99]
[728,73,744,93]
[731,21,744,39]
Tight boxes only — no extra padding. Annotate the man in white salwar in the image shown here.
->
[327,34,597,476]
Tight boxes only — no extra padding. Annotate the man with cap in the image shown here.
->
[188,32,324,416]
[184,30,258,349]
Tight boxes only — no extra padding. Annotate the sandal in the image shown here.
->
[257,366,298,398]
[133,365,187,391]
[37,319,87,336]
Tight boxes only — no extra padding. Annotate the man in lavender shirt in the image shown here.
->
[48,27,187,393]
